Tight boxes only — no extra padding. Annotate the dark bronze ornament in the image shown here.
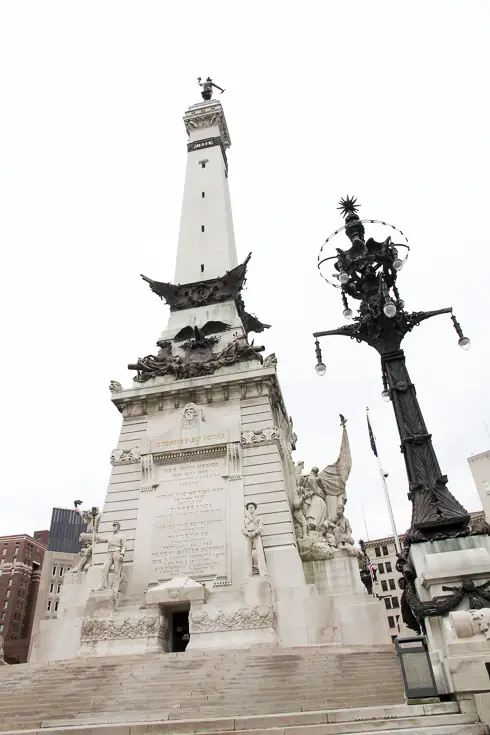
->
[141,255,270,335]
[315,199,474,542]
[396,546,490,634]
[129,337,265,383]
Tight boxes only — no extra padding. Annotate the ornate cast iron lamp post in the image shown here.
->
[314,196,473,544]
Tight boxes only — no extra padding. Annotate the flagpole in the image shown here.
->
[360,500,370,540]
[366,407,402,555]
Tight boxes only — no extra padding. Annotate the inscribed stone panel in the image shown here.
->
[150,456,227,581]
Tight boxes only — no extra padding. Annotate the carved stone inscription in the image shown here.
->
[150,457,226,580]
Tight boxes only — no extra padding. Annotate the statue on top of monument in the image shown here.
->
[197,76,225,101]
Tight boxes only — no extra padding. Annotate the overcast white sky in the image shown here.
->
[0,2,488,542]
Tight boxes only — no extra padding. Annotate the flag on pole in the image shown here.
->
[366,410,378,457]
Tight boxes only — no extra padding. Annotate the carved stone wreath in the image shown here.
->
[110,447,141,466]
[81,615,168,641]
[241,428,280,446]
[189,605,275,633]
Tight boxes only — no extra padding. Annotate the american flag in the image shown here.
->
[366,410,378,457]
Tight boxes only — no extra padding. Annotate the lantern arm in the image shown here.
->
[403,307,453,333]
[313,324,369,343]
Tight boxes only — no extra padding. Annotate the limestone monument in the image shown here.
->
[29,83,390,664]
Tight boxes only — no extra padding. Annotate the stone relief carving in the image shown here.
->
[81,615,168,641]
[109,381,123,393]
[141,453,157,492]
[110,447,141,465]
[190,605,275,633]
[181,402,204,431]
[241,427,280,446]
[450,608,490,641]
[293,419,358,561]
[184,105,231,148]
[263,353,277,367]
[242,503,267,576]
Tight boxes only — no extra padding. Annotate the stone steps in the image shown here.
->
[0,703,486,735]
[0,646,453,734]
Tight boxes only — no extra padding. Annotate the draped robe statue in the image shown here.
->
[321,421,352,519]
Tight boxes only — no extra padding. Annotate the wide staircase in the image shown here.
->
[0,646,486,735]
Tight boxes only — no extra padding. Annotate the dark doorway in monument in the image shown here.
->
[170,609,190,653]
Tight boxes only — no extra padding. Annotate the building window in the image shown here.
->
[389,578,396,591]
[392,597,400,609]
[1,612,4,620]
[54,601,59,612]
[52,566,57,576]
[200,161,206,169]
[2,549,6,556]
[201,225,205,232]
[386,562,392,573]
[202,191,205,198]
[49,583,54,593]
[375,547,381,558]
[59,567,64,577]
[391,635,397,643]
[384,597,392,610]
[382,545,389,556]
[381,580,388,592]
[8,579,12,587]
[5,591,10,599]
[57,584,61,594]
[0,624,3,632]
[388,616,395,628]
[378,563,384,575]
[47,600,51,611]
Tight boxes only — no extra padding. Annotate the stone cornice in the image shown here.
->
[112,365,278,411]
[183,100,231,149]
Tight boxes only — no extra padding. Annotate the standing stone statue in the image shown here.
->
[241,502,267,576]
[302,467,328,531]
[0,634,6,665]
[96,522,127,592]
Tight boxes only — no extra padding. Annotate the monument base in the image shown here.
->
[302,552,391,646]
[187,576,278,650]
[409,535,490,695]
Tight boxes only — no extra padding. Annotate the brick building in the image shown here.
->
[0,533,48,663]
[28,508,86,660]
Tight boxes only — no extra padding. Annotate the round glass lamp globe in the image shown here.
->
[315,362,327,377]
[381,389,391,402]
[343,308,353,320]
[383,302,397,318]
[458,337,471,351]
[339,272,350,285]
[393,258,404,271]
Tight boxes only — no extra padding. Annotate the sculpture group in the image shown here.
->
[72,507,127,594]
[293,418,357,561]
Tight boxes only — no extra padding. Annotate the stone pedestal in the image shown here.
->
[409,535,490,694]
[303,551,391,646]
[29,571,93,664]
[187,576,278,650]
